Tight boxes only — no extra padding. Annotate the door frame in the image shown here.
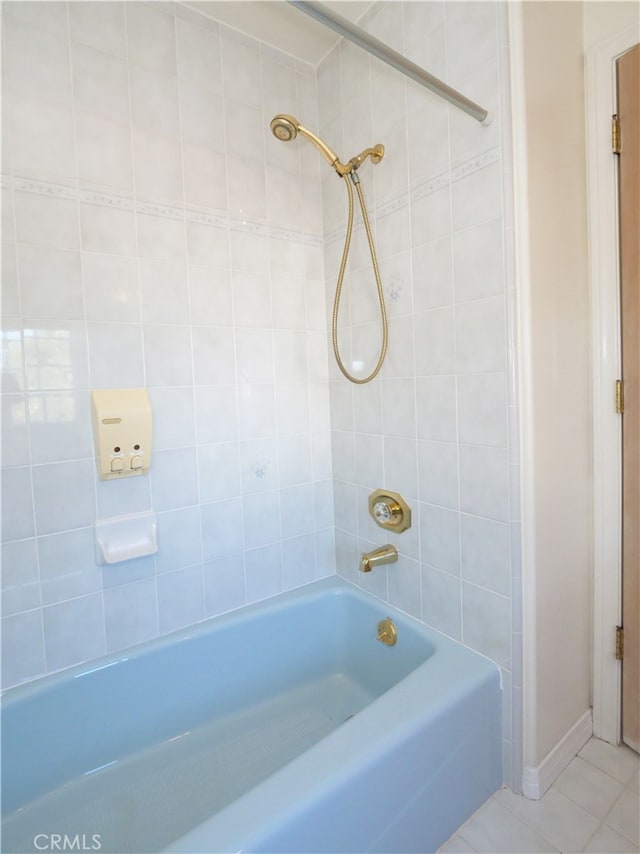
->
[586,23,640,746]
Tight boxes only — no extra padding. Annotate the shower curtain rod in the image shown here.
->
[288,0,491,125]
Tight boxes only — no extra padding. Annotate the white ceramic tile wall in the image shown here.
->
[316,1,520,788]
[1,1,335,689]
[1,0,522,793]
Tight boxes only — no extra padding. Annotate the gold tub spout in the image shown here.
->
[359,544,398,573]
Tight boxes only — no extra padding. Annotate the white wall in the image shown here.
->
[519,0,640,778]
[584,1,640,49]
[519,0,592,772]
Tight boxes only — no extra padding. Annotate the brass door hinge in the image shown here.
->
[616,379,625,414]
[612,114,621,154]
[616,625,624,660]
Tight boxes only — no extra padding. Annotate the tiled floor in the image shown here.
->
[439,738,639,853]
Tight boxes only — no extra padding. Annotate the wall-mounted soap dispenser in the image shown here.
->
[91,389,152,480]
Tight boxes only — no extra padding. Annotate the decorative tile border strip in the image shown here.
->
[302,233,324,247]
[411,171,450,204]
[377,190,410,219]
[451,147,500,182]
[79,188,134,211]
[3,173,322,247]
[136,199,185,219]
[324,146,501,243]
[324,225,348,245]
[11,176,77,201]
[186,209,231,230]
[269,225,323,247]
[4,144,500,249]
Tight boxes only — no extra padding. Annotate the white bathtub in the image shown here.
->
[2,577,502,852]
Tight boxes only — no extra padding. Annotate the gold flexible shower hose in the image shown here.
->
[331,172,388,384]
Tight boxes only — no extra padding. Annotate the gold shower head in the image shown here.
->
[270,114,340,169]
[270,114,298,142]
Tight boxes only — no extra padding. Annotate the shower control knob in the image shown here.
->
[368,489,412,533]
[373,500,397,524]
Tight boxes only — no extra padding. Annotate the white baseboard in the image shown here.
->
[522,709,593,800]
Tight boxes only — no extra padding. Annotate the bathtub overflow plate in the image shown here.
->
[377,618,397,646]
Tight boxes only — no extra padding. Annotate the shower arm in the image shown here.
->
[333,147,384,177]
[349,145,384,172]
[332,147,384,176]
[297,122,384,176]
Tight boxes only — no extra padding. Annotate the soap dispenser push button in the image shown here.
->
[130,455,143,471]
[110,458,125,473]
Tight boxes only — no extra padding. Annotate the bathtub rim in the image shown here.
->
[1,575,498,703]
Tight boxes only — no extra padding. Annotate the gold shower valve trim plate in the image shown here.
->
[368,489,411,533]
